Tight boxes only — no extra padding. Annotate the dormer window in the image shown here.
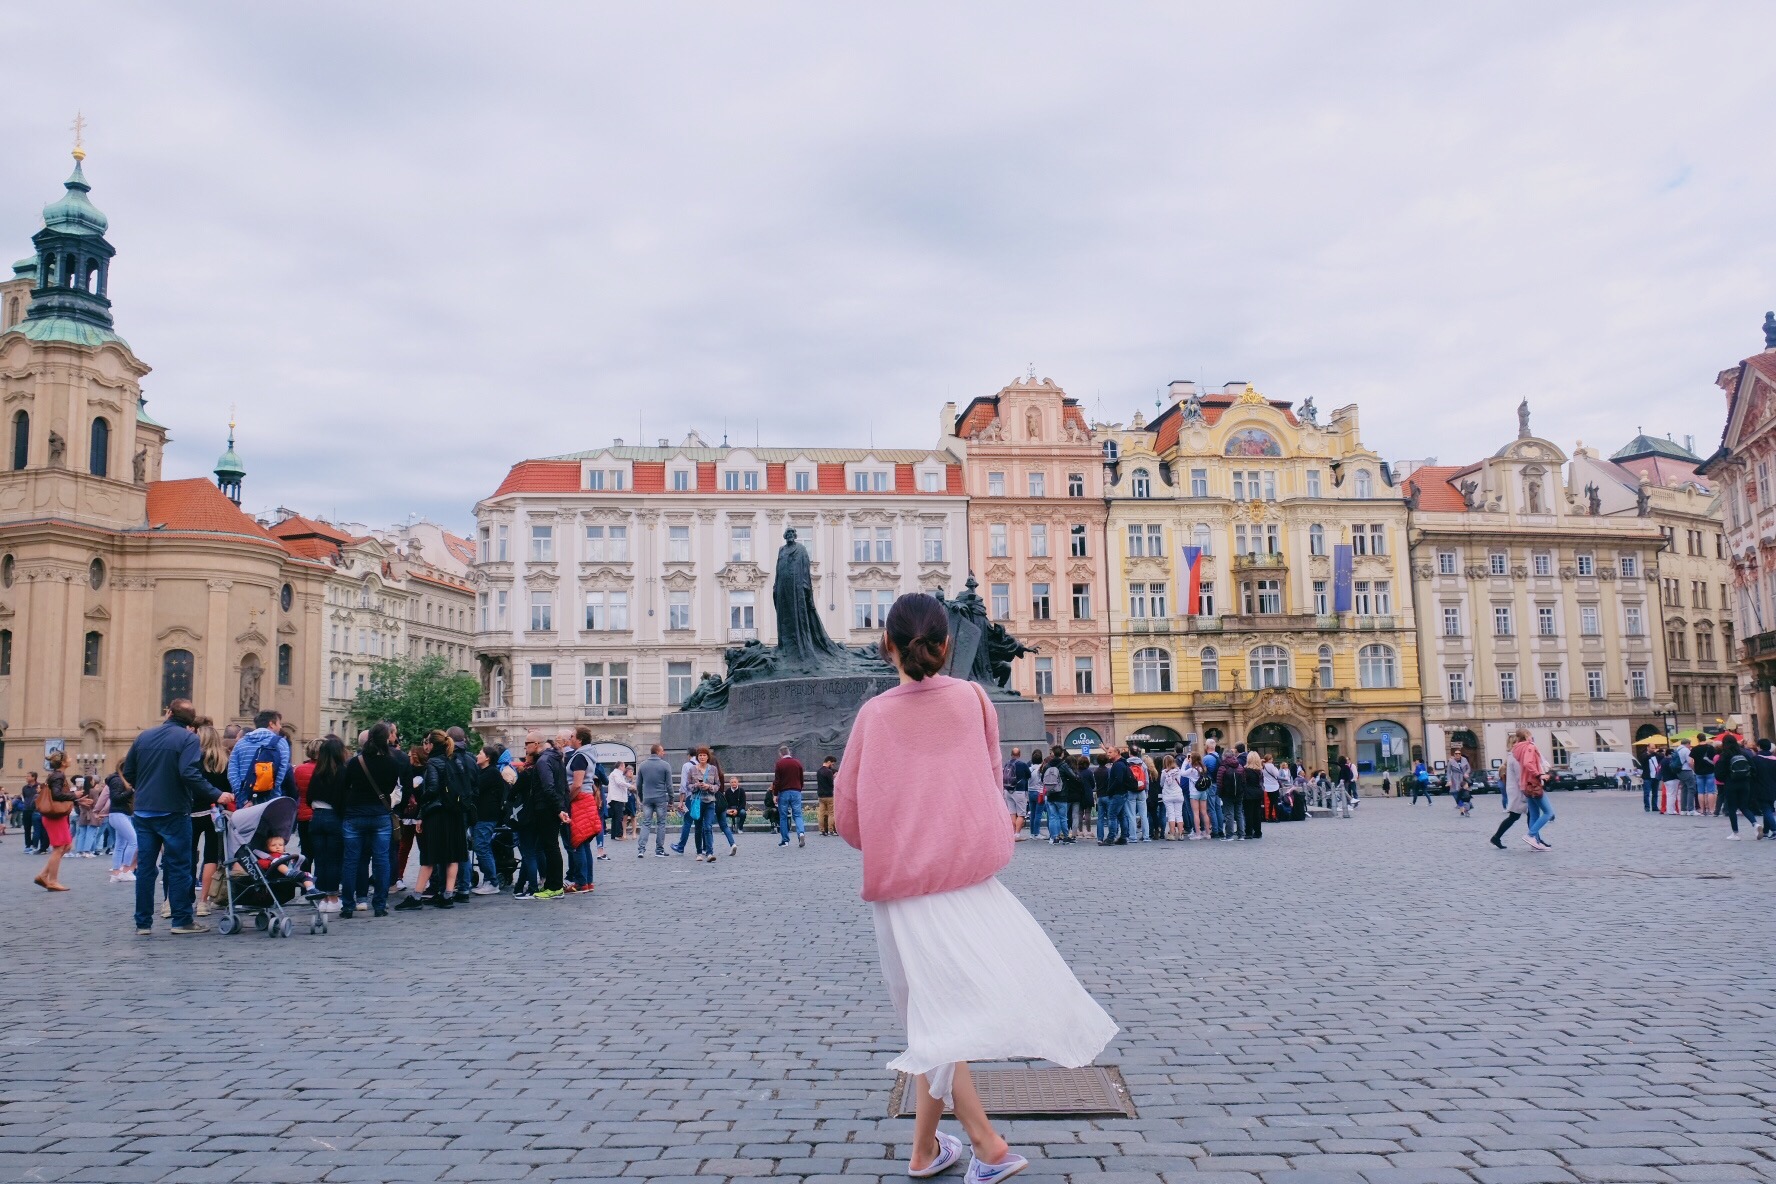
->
[1353,469,1373,498]
[852,470,890,492]
[670,468,693,492]
[791,468,814,492]
[1131,468,1152,499]
[1102,440,1121,462]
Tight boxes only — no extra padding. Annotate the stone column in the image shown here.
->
[205,578,233,722]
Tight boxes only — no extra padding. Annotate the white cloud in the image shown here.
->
[1,1,1770,524]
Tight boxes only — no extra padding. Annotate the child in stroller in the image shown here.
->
[255,835,316,896]
[217,796,328,937]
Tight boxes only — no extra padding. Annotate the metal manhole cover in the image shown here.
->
[889,1065,1136,1118]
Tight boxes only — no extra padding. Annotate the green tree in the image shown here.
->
[350,654,482,750]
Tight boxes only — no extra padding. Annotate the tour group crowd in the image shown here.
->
[10,701,1776,934]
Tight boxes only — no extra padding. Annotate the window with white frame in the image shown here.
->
[584,662,608,707]
[477,527,490,562]
[495,590,508,628]
[1353,581,1373,615]
[585,591,607,631]
[1198,580,1216,617]
[495,524,509,561]
[1190,468,1208,497]
[1309,523,1325,555]
[1437,550,1457,575]
[1533,552,1552,577]
[1442,605,1461,636]
[667,661,694,705]
[921,470,941,493]
[477,593,488,632]
[728,590,756,638]
[1192,523,1213,556]
[873,528,893,561]
[728,525,753,563]
[1580,604,1600,635]
[1074,656,1095,694]
[1249,644,1291,688]
[1354,470,1373,498]
[1070,524,1088,557]
[1129,582,1167,618]
[1624,604,1644,635]
[1586,668,1605,700]
[1132,647,1172,693]
[529,662,554,707]
[922,527,944,562]
[1537,605,1556,636]
[1493,605,1512,635]
[1619,554,1639,578]
[990,583,1010,620]
[1031,582,1052,620]
[1499,670,1518,701]
[1358,644,1397,688]
[667,525,691,562]
[1489,551,1508,576]
[1314,579,1329,615]
[987,472,1005,496]
[1200,646,1220,690]
[1102,440,1120,462]
[988,524,1007,557]
[667,590,691,631]
[1071,583,1092,619]
[1068,472,1085,498]
[1541,669,1561,700]
[1027,472,1046,497]
[1629,667,1647,698]
[792,468,813,492]
[530,525,554,561]
[1374,581,1392,614]
[1576,552,1594,576]
[1447,670,1467,702]
[1318,644,1334,688]
[851,588,894,630]
[1306,469,1322,497]
[1131,468,1152,498]
[670,468,692,491]
[1029,523,1049,557]
[1033,656,1054,697]
[529,591,552,631]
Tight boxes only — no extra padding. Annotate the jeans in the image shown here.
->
[1047,799,1069,839]
[675,808,695,851]
[777,789,804,841]
[716,810,738,848]
[1095,798,1109,841]
[109,814,137,871]
[340,813,392,913]
[1643,775,1658,811]
[1222,796,1244,838]
[74,822,102,854]
[134,813,195,929]
[1205,793,1223,837]
[637,801,668,853]
[1526,794,1555,840]
[695,803,716,854]
[1127,793,1145,840]
[516,830,544,893]
[1101,792,1128,842]
[1680,771,1699,813]
[472,820,499,886]
[307,808,344,894]
[1698,773,1717,801]
[569,839,595,887]
[1026,791,1044,836]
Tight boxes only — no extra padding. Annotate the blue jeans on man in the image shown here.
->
[1101,792,1128,842]
[1047,798,1069,841]
[1642,774,1658,812]
[134,812,196,930]
[1127,793,1145,840]
[1026,791,1044,837]
[636,801,668,854]
[777,789,804,843]
[1205,793,1223,837]
[339,813,391,913]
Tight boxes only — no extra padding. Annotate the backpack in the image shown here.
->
[1202,751,1219,778]
[1660,753,1682,780]
[1002,759,1015,792]
[250,740,280,795]
[1728,752,1752,785]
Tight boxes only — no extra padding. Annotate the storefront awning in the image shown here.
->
[1594,729,1621,751]
[1551,730,1578,751]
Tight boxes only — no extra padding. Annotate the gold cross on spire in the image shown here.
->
[71,111,87,161]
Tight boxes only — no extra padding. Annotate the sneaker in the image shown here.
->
[964,1152,1028,1184]
[910,1131,964,1179]
[1490,835,1505,849]
[195,902,212,917]
[393,895,427,911]
[729,843,738,856]
[799,834,806,848]
[373,907,388,918]
[471,883,499,895]
[670,845,684,855]
[1536,837,1552,849]
[513,890,535,899]
[161,901,172,918]
[169,922,210,935]
[596,852,609,860]
[338,907,354,919]
[638,850,646,858]
[434,896,455,909]
[1728,831,1742,840]
[135,926,152,936]
[534,889,562,900]
[654,850,669,858]
[563,884,579,894]
[452,891,471,903]
[779,840,789,847]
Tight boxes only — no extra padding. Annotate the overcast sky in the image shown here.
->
[3,3,1772,530]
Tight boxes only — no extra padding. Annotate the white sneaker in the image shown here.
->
[1522,833,1541,850]
[1728,831,1742,840]
[964,1151,1029,1184]
[471,883,499,895]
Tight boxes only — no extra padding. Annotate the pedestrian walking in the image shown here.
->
[1446,751,1472,815]
[635,744,673,857]
[106,764,137,883]
[836,592,1116,1183]
[773,744,806,848]
[1490,739,1528,849]
[337,723,399,919]
[1693,735,1719,817]
[1514,730,1554,850]
[605,762,631,842]
[815,756,838,836]
[32,753,80,891]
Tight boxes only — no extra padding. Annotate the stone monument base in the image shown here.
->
[661,673,1047,775]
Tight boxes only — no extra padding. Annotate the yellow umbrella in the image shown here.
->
[1634,734,1670,746]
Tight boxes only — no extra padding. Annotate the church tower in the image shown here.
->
[215,420,245,505]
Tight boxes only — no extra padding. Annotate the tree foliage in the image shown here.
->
[350,654,482,750]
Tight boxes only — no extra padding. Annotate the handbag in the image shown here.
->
[36,780,73,819]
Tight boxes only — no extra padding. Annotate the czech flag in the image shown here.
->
[1180,546,1205,615]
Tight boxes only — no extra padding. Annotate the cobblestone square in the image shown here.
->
[4,792,1773,1183]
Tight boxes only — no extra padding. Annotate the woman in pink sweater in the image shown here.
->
[837,594,1117,1184]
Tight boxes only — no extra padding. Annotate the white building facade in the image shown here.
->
[470,435,966,751]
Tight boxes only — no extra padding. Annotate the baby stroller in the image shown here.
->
[215,797,327,938]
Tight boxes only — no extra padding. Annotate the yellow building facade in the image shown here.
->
[1102,382,1423,773]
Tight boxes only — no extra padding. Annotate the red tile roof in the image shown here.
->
[1403,464,1472,512]
[631,462,665,493]
[817,463,847,494]
[268,513,354,545]
[410,571,473,594]
[441,531,475,566]
[143,479,284,544]
[492,460,582,496]
[955,399,998,438]
[766,463,787,494]
[277,536,341,562]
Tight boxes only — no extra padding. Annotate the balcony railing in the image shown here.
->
[1745,631,1776,661]
[1232,551,1287,570]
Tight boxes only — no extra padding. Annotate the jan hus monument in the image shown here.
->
[661,528,1045,771]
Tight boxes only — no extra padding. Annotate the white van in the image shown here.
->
[1566,751,1638,785]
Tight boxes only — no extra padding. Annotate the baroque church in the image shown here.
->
[0,148,327,775]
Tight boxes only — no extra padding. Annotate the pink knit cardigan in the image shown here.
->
[835,674,1012,902]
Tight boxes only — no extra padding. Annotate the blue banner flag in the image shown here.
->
[1333,544,1354,613]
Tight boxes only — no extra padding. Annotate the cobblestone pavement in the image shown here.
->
[3,791,1774,1184]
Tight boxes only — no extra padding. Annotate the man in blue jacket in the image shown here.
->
[123,699,224,935]
[226,710,292,802]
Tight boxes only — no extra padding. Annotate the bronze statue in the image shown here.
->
[1517,398,1531,439]
[771,528,844,667]
[1765,311,1776,350]
[1585,482,1601,515]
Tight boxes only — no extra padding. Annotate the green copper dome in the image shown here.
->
[42,161,108,237]
[215,444,245,479]
[11,257,36,281]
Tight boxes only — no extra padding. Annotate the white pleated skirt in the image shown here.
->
[872,876,1119,1105]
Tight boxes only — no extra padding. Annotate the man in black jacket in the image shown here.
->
[1099,750,1133,845]
[122,699,222,935]
[525,732,570,899]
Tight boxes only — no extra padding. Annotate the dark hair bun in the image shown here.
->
[885,592,950,681]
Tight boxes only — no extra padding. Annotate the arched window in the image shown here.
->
[0,628,11,676]
[10,410,27,471]
[1249,644,1291,688]
[1131,468,1151,498]
[1192,523,1213,556]
[277,643,293,686]
[1358,644,1397,688]
[1131,647,1172,693]
[1318,644,1334,689]
[161,648,194,707]
[1200,645,1219,691]
[5,296,17,327]
[88,416,110,477]
[1354,469,1373,498]
[82,631,102,677]
[1309,523,1325,556]
[1102,440,1120,462]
